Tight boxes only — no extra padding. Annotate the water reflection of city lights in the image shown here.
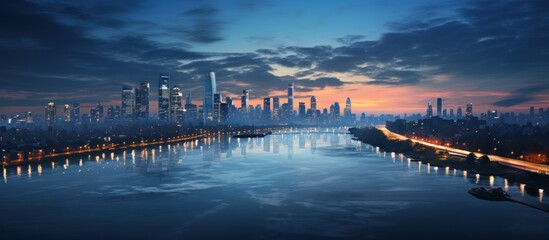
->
[520,184,526,196]
[475,174,480,184]
[539,189,544,203]
[489,176,494,187]
[445,166,449,176]
[17,166,21,176]
[37,164,42,176]
[504,179,509,191]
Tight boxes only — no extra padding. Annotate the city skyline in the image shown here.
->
[1,1,548,116]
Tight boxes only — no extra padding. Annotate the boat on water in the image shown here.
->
[232,131,272,138]
[468,187,510,201]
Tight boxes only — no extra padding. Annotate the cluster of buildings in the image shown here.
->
[3,72,357,127]
[424,98,548,125]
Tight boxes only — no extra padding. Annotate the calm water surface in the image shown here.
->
[1,128,547,239]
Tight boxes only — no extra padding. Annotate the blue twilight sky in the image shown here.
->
[0,0,548,115]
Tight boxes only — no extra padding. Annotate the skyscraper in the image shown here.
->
[457,106,463,119]
[273,97,280,120]
[263,98,271,119]
[92,102,103,122]
[333,102,340,122]
[298,102,306,118]
[530,106,535,117]
[427,102,433,118]
[287,82,294,112]
[121,86,136,119]
[71,103,80,122]
[170,86,182,122]
[203,72,217,122]
[136,81,150,120]
[63,104,70,122]
[344,97,352,121]
[436,98,442,116]
[466,103,473,119]
[213,93,223,123]
[310,96,317,117]
[241,89,249,113]
[45,101,56,126]
[158,74,170,121]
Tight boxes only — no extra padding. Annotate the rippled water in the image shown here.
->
[0,128,547,239]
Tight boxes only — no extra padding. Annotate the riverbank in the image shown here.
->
[349,127,549,192]
[3,126,284,166]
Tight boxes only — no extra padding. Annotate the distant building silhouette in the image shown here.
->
[436,98,442,116]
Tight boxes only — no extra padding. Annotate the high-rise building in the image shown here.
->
[170,86,182,122]
[158,74,170,121]
[310,96,317,117]
[457,106,463,119]
[263,98,271,119]
[427,102,433,118]
[530,106,535,117]
[442,109,447,118]
[107,106,115,120]
[92,102,103,122]
[121,86,136,119]
[136,81,150,120]
[333,102,340,122]
[466,103,473,119]
[213,93,223,123]
[63,104,70,122]
[203,72,217,122]
[287,82,294,112]
[241,90,249,114]
[71,103,80,123]
[344,97,352,121]
[449,109,455,118]
[436,98,442,116]
[298,102,306,118]
[63,104,71,122]
[273,97,280,120]
[45,101,56,126]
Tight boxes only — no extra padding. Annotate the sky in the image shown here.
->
[0,0,548,116]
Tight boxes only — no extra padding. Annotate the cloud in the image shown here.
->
[493,84,549,107]
[175,5,225,43]
[336,35,365,45]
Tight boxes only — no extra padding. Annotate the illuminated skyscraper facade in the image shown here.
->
[121,86,136,119]
[466,103,473,119]
[170,86,182,122]
[63,104,70,122]
[136,81,150,120]
[45,101,56,126]
[158,74,170,121]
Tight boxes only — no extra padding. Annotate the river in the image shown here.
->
[0,128,547,239]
